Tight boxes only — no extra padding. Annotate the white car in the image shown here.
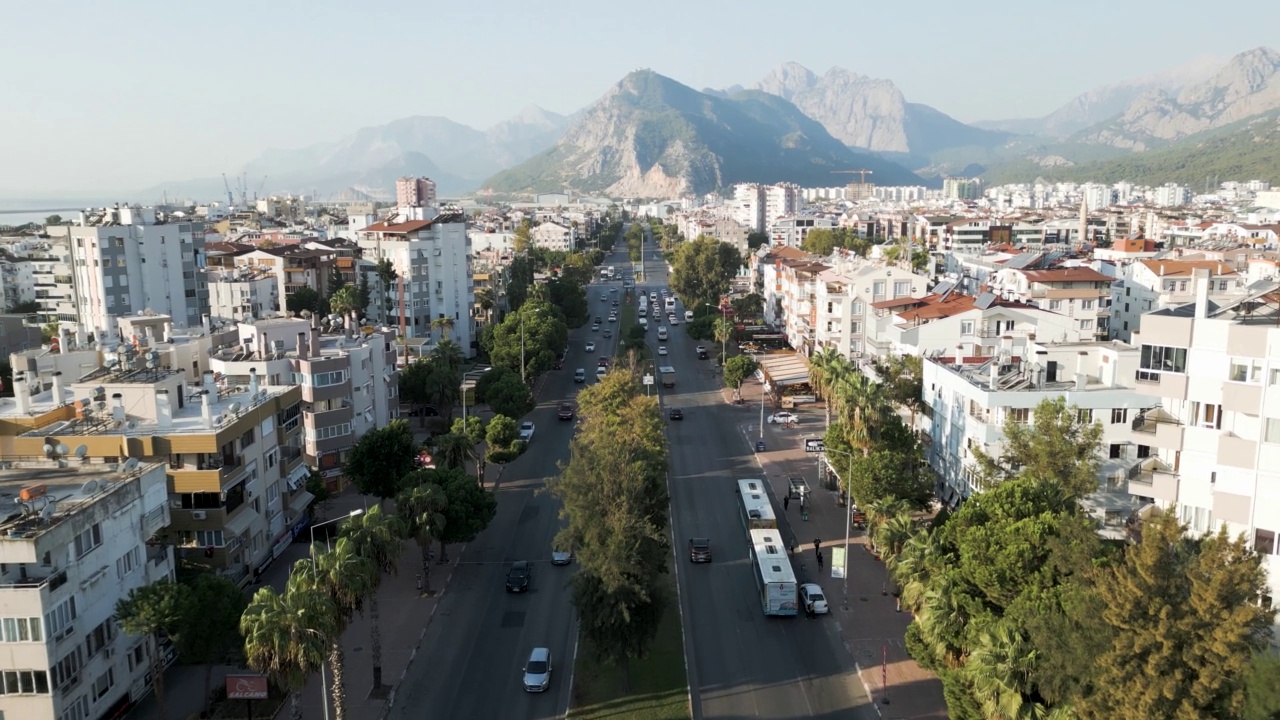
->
[768,412,799,425]
[657,346,668,356]
[800,583,829,615]
[523,647,553,692]
[609,315,617,322]
[600,293,607,300]
[669,316,679,325]
[518,421,536,442]
[595,366,608,379]
[585,342,596,352]
[591,324,600,332]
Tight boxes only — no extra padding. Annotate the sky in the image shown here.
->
[2,0,1278,199]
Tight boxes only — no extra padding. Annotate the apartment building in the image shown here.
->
[26,241,76,325]
[874,288,1086,357]
[769,215,835,248]
[396,177,437,210]
[920,338,1151,535]
[732,183,802,234]
[0,459,173,720]
[1126,270,1280,617]
[205,266,279,323]
[357,214,474,353]
[45,206,208,336]
[530,221,574,252]
[1111,259,1245,342]
[989,266,1113,340]
[237,245,337,317]
[811,259,931,359]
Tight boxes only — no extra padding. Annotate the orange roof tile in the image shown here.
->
[1137,259,1238,277]
[1020,268,1113,283]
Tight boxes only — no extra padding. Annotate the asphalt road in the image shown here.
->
[389,242,634,720]
[637,231,878,720]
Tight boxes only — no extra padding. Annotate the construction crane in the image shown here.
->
[221,173,235,208]
[832,169,874,183]
[255,175,268,201]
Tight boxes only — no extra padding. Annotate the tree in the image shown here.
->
[746,231,769,250]
[877,354,925,425]
[240,573,336,720]
[45,214,63,225]
[545,278,589,327]
[506,255,534,312]
[328,284,363,338]
[474,286,497,326]
[176,574,246,717]
[396,477,448,593]
[398,359,434,427]
[486,373,534,419]
[431,316,455,341]
[487,299,568,381]
[339,505,406,691]
[973,397,1103,501]
[730,293,764,320]
[513,219,533,254]
[116,580,191,720]
[485,414,519,460]
[723,355,757,399]
[452,415,487,482]
[432,432,472,471]
[1081,510,1275,720]
[1243,651,1280,720]
[572,569,667,692]
[801,227,845,255]
[375,258,398,325]
[669,234,743,311]
[560,252,596,288]
[287,286,322,316]
[475,366,518,403]
[343,420,418,505]
[305,538,378,720]
[7,299,39,314]
[410,467,496,561]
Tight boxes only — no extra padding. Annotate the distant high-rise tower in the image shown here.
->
[396,177,437,209]
[1079,196,1089,245]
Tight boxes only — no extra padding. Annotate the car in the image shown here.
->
[595,367,608,379]
[558,403,574,421]
[603,329,612,338]
[601,294,608,300]
[609,315,617,322]
[669,316,679,325]
[685,310,695,321]
[688,537,712,563]
[657,346,668,356]
[610,287,618,294]
[668,407,683,421]
[598,356,610,367]
[551,548,573,566]
[591,324,600,332]
[506,561,533,593]
[404,405,440,417]
[695,345,708,359]
[585,341,596,352]
[595,316,603,323]
[552,359,563,370]
[574,368,586,383]
[518,421,536,442]
[768,412,799,425]
[523,647,553,692]
[800,583,829,615]
[612,300,619,307]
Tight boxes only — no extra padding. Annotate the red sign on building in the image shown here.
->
[226,674,269,700]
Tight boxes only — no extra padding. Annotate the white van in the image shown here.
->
[684,310,694,321]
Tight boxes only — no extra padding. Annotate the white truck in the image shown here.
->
[659,365,676,388]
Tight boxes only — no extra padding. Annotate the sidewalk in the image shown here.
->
[129,488,461,720]
[736,379,948,720]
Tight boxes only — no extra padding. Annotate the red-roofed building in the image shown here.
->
[1109,259,1246,341]
[990,266,1114,339]
[874,291,1090,356]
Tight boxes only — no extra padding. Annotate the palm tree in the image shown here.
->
[712,317,733,364]
[115,580,189,720]
[808,347,842,426]
[916,573,971,667]
[876,511,916,571]
[396,482,448,593]
[431,316,455,341]
[328,285,362,339]
[339,506,407,692]
[375,259,398,325]
[430,338,465,376]
[474,287,497,325]
[241,574,336,720]
[892,529,947,614]
[306,538,378,720]
[965,623,1045,720]
[864,497,911,555]
[433,432,471,472]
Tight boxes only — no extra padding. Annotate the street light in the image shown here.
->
[820,448,856,612]
[309,508,365,720]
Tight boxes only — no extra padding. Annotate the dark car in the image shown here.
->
[558,403,575,421]
[552,359,563,370]
[668,407,683,421]
[689,538,712,563]
[506,561,532,593]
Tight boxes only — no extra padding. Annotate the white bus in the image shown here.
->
[748,528,799,616]
[737,479,778,533]
[665,297,676,313]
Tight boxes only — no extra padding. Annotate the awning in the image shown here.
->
[756,353,811,388]
[285,463,310,492]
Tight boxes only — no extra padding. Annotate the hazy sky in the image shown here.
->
[3,0,1277,198]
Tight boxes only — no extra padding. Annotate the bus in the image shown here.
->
[748,528,799,616]
[737,479,778,532]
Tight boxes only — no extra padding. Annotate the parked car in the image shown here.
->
[518,421,536,442]
[800,583,829,614]
[668,407,684,421]
[768,412,799,425]
[558,403,575,421]
[506,561,533,593]
[523,647,552,692]
[688,537,712,563]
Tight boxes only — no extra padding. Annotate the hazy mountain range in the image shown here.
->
[141,46,1280,201]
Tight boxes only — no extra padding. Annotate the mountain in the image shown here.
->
[1072,48,1280,150]
[139,107,572,201]
[481,70,923,197]
[748,62,1011,157]
[975,55,1225,138]
[981,110,1280,187]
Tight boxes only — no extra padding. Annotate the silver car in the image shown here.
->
[523,647,552,692]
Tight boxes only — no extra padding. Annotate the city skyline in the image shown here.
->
[3,0,1277,197]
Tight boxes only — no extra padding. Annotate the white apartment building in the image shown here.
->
[875,288,1088,357]
[206,266,279,323]
[356,213,474,354]
[806,253,931,359]
[1154,183,1192,208]
[732,183,802,233]
[1111,259,1246,342]
[0,459,174,720]
[0,255,35,313]
[1127,272,1280,619]
[769,215,835,248]
[530,221,574,252]
[920,339,1151,534]
[46,206,208,336]
[763,183,803,227]
[988,266,1113,340]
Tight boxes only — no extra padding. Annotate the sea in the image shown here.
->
[0,207,84,227]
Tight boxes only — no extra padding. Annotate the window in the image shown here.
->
[51,647,83,690]
[1007,407,1030,424]
[1079,319,1094,331]
[850,302,862,315]
[1110,408,1127,424]
[1265,418,1280,444]
[872,281,885,297]
[84,619,115,658]
[73,523,102,558]
[1255,529,1277,555]
[196,530,225,547]
[1190,402,1223,430]
[1108,443,1123,459]
[1137,344,1187,381]
[0,669,50,695]
[850,321,861,334]
[91,669,114,701]
[1229,358,1264,383]
[45,596,77,639]
[1,616,43,643]
[1077,408,1093,423]
[1081,299,1094,310]
[116,546,140,579]
[960,321,975,335]
[59,695,91,720]
[893,281,910,297]
[306,423,352,442]
[1049,300,1062,310]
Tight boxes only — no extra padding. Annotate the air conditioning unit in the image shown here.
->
[191,510,207,520]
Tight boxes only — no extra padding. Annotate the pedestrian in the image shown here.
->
[813,538,821,553]
[783,494,790,511]
[806,601,816,619]
[789,542,797,556]
[817,550,824,569]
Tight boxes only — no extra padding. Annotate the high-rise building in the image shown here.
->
[396,177,438,210]
[942,177,982,200]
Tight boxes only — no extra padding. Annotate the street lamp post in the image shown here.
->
[821,449,856,611]
[309,508,365,720]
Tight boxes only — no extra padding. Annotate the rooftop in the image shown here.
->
[0,459,159,542]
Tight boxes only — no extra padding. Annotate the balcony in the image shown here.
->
[1128,457,1179,502]
[169,454,246,493]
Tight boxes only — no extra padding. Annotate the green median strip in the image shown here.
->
[615,292,652,364]
[568,563,690,720]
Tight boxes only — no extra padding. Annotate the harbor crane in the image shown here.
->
[221,174,235,208]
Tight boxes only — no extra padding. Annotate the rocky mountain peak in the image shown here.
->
[754,62,818,101]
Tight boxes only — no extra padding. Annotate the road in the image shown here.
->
[389,238,635,720]
[638,226,878,720]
